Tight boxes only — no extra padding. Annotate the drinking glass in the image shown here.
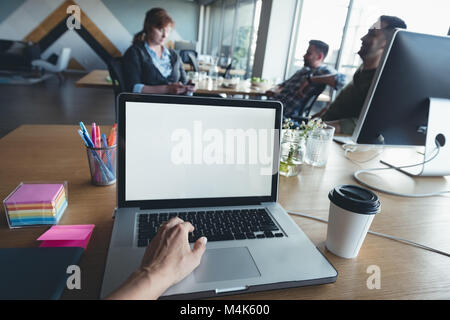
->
[304,125,335,167]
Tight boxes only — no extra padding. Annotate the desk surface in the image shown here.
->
[1,125,449,299]
[75,70,330,102]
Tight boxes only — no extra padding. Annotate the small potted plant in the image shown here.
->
[279,117,326,176]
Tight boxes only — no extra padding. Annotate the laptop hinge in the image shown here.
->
[138,203,267,210]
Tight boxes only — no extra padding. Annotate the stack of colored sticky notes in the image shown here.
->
[3,183,68,228]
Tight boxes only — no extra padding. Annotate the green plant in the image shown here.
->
[280,117,325,176]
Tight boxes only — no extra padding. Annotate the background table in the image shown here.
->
[1,125,449,299]
[75,69,330,101]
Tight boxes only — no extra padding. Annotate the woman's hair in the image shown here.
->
[133,8,174,44]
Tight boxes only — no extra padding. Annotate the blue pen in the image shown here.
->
[80,122,95,147]
[78,129,89,146]
[80,122,89,136]
[83,130,94,148]
[101,134,108,148]
[102,133,113,172]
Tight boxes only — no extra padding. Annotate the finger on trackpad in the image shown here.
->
[194,247,261,283]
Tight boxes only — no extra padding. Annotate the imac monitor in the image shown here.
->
[352,30,450,176]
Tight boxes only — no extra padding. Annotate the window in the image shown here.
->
[288,0,450,83]
[287,0,350,78]
[203,0,261,78]
[339,0,450,81]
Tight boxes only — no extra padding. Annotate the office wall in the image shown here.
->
[0,0,200,71]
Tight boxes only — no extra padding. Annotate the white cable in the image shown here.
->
[288,211,450,258]
[343,143,384,164]
[353,143,450,198]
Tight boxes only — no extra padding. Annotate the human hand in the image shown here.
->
[186,80,196,94]
[265,85,282,97]
[140,217,207,288]
[105,217,207,300]
[167,82,187,95]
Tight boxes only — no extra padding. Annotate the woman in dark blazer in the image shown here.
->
[123,8,194,95]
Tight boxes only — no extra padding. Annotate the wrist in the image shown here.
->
[139,266,172,298]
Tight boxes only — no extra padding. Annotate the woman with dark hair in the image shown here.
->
[123,8,194,95]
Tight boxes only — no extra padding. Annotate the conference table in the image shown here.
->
[0,125,449,299]
[75,69,331,101]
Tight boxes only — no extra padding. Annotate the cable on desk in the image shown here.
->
[343,143,385,164]
[288,210,450,258]
[353,142,450,198]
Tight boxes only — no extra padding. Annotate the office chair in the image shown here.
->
[31,47,71,83]
[106,56,126,119]
[186,52,200,72]
[179,49,199,72]
[179,49,198,63]
[223,62,232,79]
[288,84,326,124]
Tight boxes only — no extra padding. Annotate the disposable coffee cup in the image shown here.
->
[326,185,381,259]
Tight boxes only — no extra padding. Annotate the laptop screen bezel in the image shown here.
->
[117,93,282,209]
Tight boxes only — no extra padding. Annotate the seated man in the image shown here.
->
[316,15,407,134]
[266,40,346,120]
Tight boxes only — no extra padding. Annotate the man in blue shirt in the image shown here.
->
[266,40,346,120]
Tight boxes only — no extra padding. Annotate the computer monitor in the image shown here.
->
[352,30,450,176]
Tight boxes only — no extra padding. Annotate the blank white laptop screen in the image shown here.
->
[125,101,277,201]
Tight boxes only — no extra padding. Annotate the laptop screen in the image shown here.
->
[124,100,277,202]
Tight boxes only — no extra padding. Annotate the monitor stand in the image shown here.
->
[381,98,450,177]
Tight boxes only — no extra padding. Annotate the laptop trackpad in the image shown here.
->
[194,247,260,283]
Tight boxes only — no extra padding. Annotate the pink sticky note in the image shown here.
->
[38,225,95,250]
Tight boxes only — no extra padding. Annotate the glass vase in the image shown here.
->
[279,129,305,177]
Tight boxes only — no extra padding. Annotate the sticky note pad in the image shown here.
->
[4,183,68,227]
[5,184,64,205]
[38,225,95,249]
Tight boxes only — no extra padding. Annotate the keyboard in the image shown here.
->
[137,208,284,247]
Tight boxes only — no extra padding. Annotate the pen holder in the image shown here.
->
[86,145,117,186]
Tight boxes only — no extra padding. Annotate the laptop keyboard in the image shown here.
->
[137,208,284,247]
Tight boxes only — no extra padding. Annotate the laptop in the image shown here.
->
[100,93,337,299]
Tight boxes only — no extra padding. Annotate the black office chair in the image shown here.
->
[179,49,197,63]
[288,84,326,125]
[187,52,200,72]
[223,62,232,79]
[179,50,199,72]
[106,56,126,119]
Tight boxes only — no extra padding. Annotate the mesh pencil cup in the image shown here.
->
[86,145,117,186]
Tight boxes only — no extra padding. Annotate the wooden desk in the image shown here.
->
[1,125,449,299]
[75,70,330,101]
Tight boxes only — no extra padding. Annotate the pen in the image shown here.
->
[102,133,113,172]
[80,122,94,147]
[77,129,89,146]
[80,122,89,136]
[91,123,97,148]
[108,123,117,146]
[101,134,108,148]
[96,125,101,149]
